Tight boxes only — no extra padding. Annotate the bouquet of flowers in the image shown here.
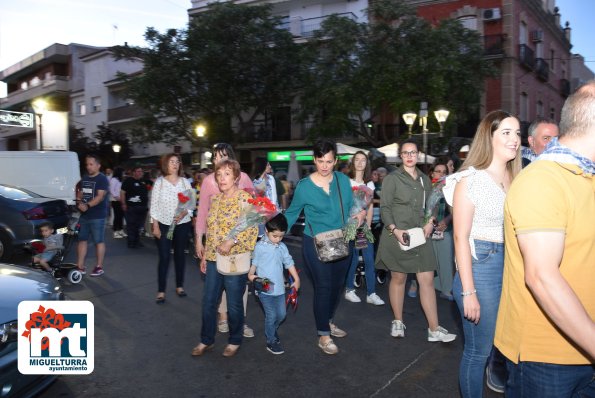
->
[425,177,447,240]
[167,189,196,240]
[225,196,278,240]
[253,277,274,293]
[343,185,375,245]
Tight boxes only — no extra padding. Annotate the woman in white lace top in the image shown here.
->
[443,110,521,397]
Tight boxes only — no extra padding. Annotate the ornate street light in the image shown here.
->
[195,123,207,168]
[402,112,417,137]
[434,109,450,137]
[112,144,121,153]
[32,99,48,150]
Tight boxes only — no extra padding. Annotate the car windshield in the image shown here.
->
[0,184,42,200]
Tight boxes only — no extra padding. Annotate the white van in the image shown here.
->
[0,151,80,204]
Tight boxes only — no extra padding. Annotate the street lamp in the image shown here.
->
[195,123,207,168]
[112,144,121,153]
[402,104,450,164]
[32,99,47,150]
[402,112,417,137]
[434,109,450,137]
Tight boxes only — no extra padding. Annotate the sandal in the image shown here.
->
[176,288,187,297]
[222,344,240,357]
[156,294,165,304]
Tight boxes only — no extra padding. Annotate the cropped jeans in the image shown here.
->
[200,260,247,346]
[302,235,352,336]
[505,359,595,398]
[259,294,286,345]
[346,242,376,296]
[453,240,504,398]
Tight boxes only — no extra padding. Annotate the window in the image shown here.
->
[519,22,528,45]
[91,96,101,112]
[536,42,543,59]
[458,16,478,31]
[520,92,529,122]
[536,101,543,117]
[76,101,86,116]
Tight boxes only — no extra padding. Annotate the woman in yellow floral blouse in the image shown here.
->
[192,159,258,358]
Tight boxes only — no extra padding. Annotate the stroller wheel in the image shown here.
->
[68,269,83,284]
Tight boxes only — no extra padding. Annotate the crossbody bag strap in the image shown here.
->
[335,172,345,222]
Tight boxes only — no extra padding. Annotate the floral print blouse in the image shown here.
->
[205,190,257,262]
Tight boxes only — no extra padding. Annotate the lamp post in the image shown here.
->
[112,143,121,167]
[32,99,47,151]
[195,123,207,169]
[402,104,449,164]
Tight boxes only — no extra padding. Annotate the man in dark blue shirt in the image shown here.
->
[76,154,109,277]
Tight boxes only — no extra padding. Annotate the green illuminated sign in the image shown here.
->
[268,151,351,162]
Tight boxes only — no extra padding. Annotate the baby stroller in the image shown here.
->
[25,209,83,284]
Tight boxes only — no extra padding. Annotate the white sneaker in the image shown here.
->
[390,320,405,338]
[344,290,361,303]
[113,231,124,239]
[428,326,457,343]
[366,293,385,306]
[243,324,255,338]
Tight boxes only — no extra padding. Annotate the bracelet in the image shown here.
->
[390,227,396,234]
[461,289,477,297]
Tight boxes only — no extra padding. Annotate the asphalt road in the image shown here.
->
[14,232,502,398]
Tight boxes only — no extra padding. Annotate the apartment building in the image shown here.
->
[410,0,573,131]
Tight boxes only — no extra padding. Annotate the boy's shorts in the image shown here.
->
[34,251,56,262]
[78,218,106,243]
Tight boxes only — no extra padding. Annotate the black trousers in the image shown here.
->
[125,206,147,247]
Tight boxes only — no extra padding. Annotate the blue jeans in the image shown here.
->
[453,240,504,398]
[156,221,191,292]
[346,243,376,296]
[259,294,286,344]
[506,359,595,398]
[201,260,247,345]
[78,217,106,243]
[302,235,352,336]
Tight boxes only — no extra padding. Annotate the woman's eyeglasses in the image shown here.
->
[400,151,418,157]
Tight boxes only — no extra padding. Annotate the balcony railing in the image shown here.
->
[107,104,145,123]
[484,34,505,57]
[560,78,570,97]
[1,76,70,108]
[519,44,535,70]
[284,12,358,38]
[535,58,549,81]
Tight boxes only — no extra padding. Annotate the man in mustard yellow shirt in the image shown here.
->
[495,81,595,397]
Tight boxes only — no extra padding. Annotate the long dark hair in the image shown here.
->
[252,157,268,179]
[112,167,124,182]
[347,151,372,183]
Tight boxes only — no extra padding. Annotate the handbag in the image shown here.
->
[309,173,350,263]
[398,227,426,251]
[216,251,251,275]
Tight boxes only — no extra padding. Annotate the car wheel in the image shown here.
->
[68,269,83,284]
[0,230,13,261]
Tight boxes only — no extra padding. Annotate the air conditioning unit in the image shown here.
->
[531,29,544,42]
[483,8,501,22]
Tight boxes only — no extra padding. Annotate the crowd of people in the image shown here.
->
[67,80,595,396]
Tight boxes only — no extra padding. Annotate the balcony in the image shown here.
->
[535,58,549,81]
[518,44,535,71]
[285,12,358,38]
[560,78,570,97]
[0,76,70,108]
[484,34,505,57]
[107,104,145,123]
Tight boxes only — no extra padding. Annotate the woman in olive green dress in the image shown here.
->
[376,139,456,343]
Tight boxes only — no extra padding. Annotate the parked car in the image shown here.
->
[0,263,64,397]
[0,184,70,261]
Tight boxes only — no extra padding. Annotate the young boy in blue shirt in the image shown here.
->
[249,213,300,355]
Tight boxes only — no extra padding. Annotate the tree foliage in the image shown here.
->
[112,2,303,145]
[299,0,495,145]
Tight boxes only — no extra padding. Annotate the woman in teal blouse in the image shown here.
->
[285,139,366,355]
